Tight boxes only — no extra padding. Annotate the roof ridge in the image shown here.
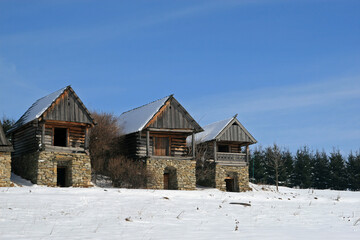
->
[120,94,172,115]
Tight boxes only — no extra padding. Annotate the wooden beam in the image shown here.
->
[147,128,193,133]
[146,130,150,157]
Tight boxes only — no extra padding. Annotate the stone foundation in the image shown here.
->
[215,164,251,192]
[0,152,12,187]
[146,158,196,190]
[12,151,91,187]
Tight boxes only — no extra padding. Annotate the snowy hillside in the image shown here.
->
[0,178,359,239]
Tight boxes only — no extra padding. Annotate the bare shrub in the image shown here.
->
[107,155,151,188]
[89,111,122,175]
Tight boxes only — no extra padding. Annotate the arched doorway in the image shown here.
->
[164,166,178,190]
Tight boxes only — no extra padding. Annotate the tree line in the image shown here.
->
[249,144,360,191]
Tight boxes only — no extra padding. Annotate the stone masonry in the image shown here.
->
[215,164,251,192]
[12,151,91,187]
[0,152,12,187]
[146,158,196,190]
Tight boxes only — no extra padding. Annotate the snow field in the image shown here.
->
[0,183,359,239]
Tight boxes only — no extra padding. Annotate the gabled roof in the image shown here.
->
[194,117,233,143]
[9,86,94,133]
[0,122,13,152]
[118,95,202,135]
[193,115,257,144]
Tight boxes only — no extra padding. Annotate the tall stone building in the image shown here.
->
[118,95,203,190]
[192,115,257,192]
[8,86,95,187]
[0,122,13,187]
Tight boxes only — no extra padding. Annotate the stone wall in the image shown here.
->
[0,152,12,187]
[12,152,39,183]
[146,158,196,190]
[215,164,251,192]
[12,151,91,187]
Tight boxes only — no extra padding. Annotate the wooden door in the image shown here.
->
[155,137,169,156]
[164,173,169,189]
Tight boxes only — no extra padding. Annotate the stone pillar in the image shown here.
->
[0,152,12,187]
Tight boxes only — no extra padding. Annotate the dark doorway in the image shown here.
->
[225,178,234,192]
[164,173,169,189]
[164,166,178,190]
[57,167,67,187]
[54,128,67,147]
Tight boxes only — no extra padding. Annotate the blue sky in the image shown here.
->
[1,0,359,155]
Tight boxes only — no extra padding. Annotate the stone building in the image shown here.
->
[118,95,203,190]
[8,86,95,187]
[192,115,257,192]
[0,122,13,187]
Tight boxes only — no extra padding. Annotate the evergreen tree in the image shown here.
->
[293,146,313,188]
[1,116,15,140]
[328,149,347,190]
[264,146,276,185]
[279,149,294,187]
[311,150,330,189]
[249,147,266,183]
[346,151,360,191]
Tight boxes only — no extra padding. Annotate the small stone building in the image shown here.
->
[8,86,95,187]
[118,95,203,190]
[0,122,13,187]
[192,115,257,192]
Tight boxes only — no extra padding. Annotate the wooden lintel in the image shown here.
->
[147,128,194,133]
[44,120,89,127]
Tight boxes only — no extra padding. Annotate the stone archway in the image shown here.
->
[164,166,178,190]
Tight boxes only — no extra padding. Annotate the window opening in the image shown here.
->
[54,128,67,147]
[218,145,229,152]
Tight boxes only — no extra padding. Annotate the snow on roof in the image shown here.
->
[192,117,233,143]
[118,95,170,135]
[9,87,67,133]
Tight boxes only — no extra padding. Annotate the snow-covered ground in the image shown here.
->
[1,177,359,239]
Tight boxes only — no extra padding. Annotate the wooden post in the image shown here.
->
[41,122,45,149]
[84,127,89,150]
[214,140,217,162]
[146,130,150,157]
[246,145,249,163]
[192,132,195,158]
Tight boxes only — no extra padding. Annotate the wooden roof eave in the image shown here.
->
[41,86,96,126]
[143,95,203,133]
[215,117,257,144]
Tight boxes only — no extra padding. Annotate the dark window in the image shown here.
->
[218,145,229,152]
[54,128,67,147]
[154,137,170,156]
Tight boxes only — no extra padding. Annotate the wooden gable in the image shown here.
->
[145,97,202,132]
[217,118,256,143]
[42,87,94,125]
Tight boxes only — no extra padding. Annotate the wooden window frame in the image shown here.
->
[53,127,69,147]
